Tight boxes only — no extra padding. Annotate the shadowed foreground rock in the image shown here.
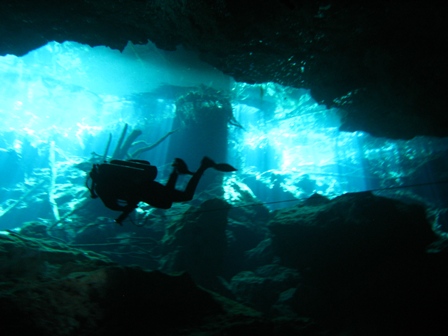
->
[0,232,320,336]
[160,198,230,290]
[268,192,448,334]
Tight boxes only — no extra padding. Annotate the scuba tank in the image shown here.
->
[109,159,158,181]
[87,159,158,198]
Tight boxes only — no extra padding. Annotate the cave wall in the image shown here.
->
[1,0,447,139]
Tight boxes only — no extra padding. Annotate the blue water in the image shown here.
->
[1,41,448,230]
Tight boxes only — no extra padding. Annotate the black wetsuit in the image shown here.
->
[89,159,208,224]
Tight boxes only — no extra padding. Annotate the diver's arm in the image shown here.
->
[97,189,139,224]
[115,202,138,225]
[100,196,137,225]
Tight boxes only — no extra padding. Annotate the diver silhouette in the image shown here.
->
[87,156,236,224]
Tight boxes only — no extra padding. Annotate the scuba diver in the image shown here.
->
[87,156,236,224]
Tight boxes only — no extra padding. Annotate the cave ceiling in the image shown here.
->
[1,0,447,139]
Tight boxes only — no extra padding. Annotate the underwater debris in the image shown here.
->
[82,123,178,163]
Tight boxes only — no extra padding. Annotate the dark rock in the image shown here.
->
[271,287,303,318]
[229,264,301,314]
[402,149,448,209]
[224,219,267,277]
[19,221,52,239]
[0,228,322,336]
[225,202,270,271]
[268,191,448,334]
[70,221,162,270]
[301,193,331,207]
[244,238,276,269]
[269,192,436,271]
[0,231,112,281]
[160,198,230,289]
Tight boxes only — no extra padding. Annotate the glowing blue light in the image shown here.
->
[1,41,447,216]
[228,82,371,204]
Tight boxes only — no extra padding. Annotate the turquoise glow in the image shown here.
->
[1,41,447,219]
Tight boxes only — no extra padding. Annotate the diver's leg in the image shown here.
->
[172,157,216,202]
[166,158,193,190]
[139,162,181,209]
[165,170,179,191]
[172,158,193,175]
[141,181,174,209]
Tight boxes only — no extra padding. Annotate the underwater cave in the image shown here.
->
[1,2,448,336]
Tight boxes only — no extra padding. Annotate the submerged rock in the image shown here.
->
[268,191,448,334]
[269,191,436,272]
[0,230,321,336]
[230,264,300,315]
[160,198,230,289]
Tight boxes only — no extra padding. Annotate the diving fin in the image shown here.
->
[214,163,237,172]
[200,157,237,172]
[172,158,194,175]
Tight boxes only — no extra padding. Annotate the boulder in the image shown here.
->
[0,230,321,336]
[268,192,448,334]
